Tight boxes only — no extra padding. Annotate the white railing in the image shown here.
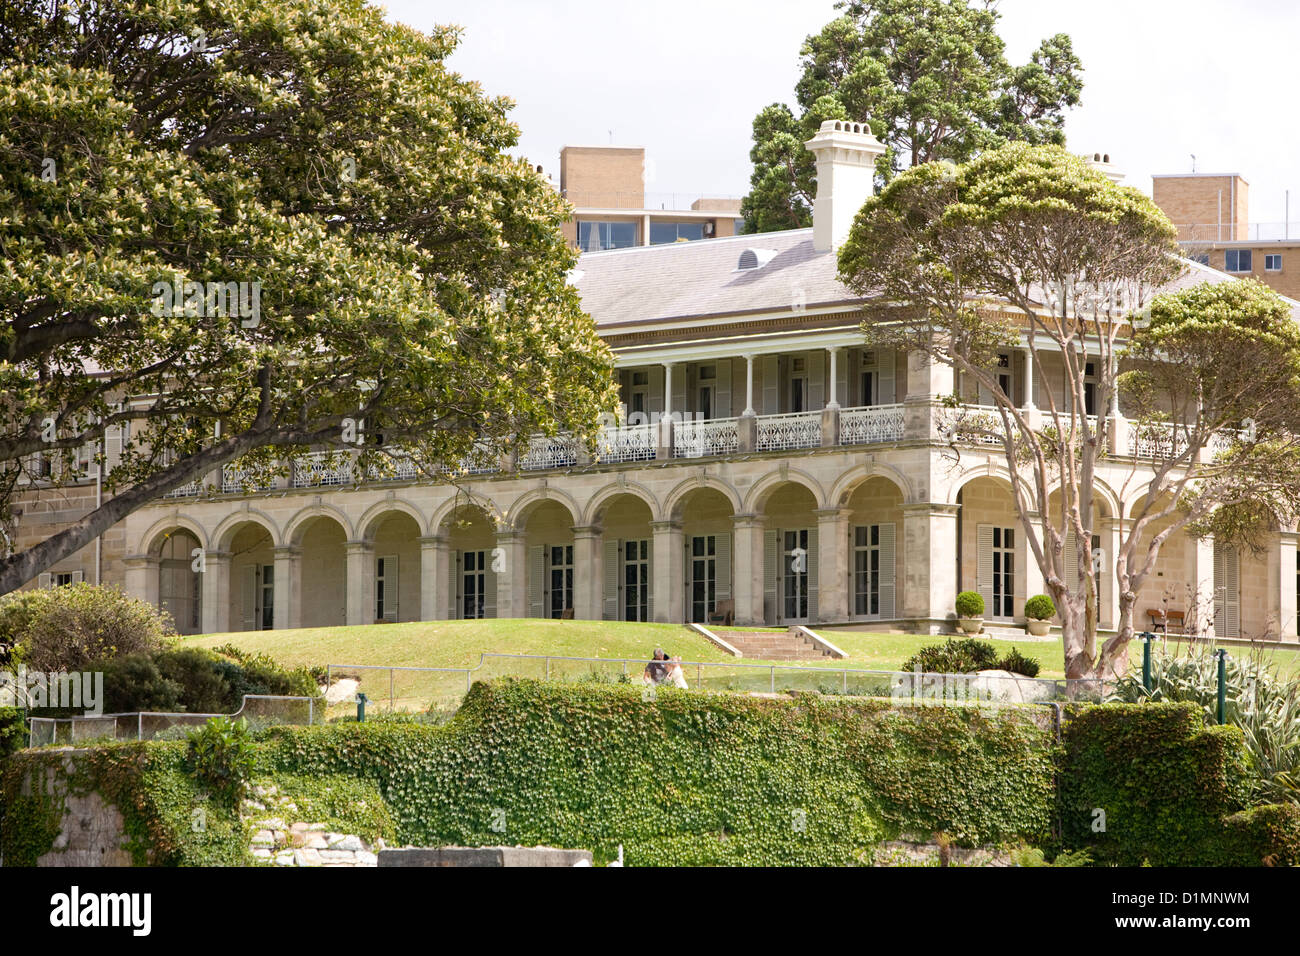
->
[756,410,821,452]
[519,433,580,471]
[221,461,277,494]
[839,404,905,445]
[163,480,203,498]
[1127,422,1188,459]
[595,423,657,463]
[456,444,500,475]
[952,404,1005,446]
[292,451,354,488]
[674,417,740,458]
[365,456,420,482]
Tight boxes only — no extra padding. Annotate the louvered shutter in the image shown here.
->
[71,570,84,584]
[806,527,819,622]
[484,554,497,619]
[379,555,398,621]
[840,349,855,407]
[977,525,994,615]
[715,533,732,602]
[1063,531,1080,599]
[105,420,124,476]
[528,546,545,618]
[1214,542,1240,637]
[808,351,825,410]
[241,565,257,630]
[977,378,994,406]
[648,366,665,417]
[761,356,779,415]
[763,530,779,624]
[671,367,688,419]
[603,539,621,620]
[878,523,896,620]
[448,550,460,619]
[646,540,655,621]
[38,573,51,589]
[878,349,896,405]
[716,360,732,418]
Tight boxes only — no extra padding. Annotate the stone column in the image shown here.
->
[494,530,527,618]
[731,513,763,626]
[199,550,231,635]
[419,535,448,621]
[738,354,757,452]
[272,546,301,630]
[901,504,959,633]
[658,362,677,460]
[815,507,848,623]
[1100,518,1123,632]
[1270,530,1298,641]
[123,553,160,609]
[572,525,603,621]
[344,540,375,626]
[1187,534,1217,638]
[904,349,955,442]
[650,519,684,624]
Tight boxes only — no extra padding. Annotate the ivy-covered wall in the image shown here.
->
[4,684,1297,867]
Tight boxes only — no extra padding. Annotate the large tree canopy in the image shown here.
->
[838,142,1300,680]
[741,0,1083,233]
[0,0,616,594]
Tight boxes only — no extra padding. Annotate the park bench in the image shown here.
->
[1146,607,1186,634]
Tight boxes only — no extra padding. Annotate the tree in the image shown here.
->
[0,0,617,595]
[740,0,1082,233]
[838,143,1300,680]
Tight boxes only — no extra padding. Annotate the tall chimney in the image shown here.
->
[804,119,886,252]
[1087,152,1125,185]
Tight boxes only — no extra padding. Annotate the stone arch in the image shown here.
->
[741,467,825,514]
[138,514,209,556]
[827,462,915,509]
[583,480,662,527]
[357,497,427,543]
[212,508,281,551]
[663,474,742,521]
[283,502,356,546]
[430,492,505,535]
[945,462,1018,506]
[506,486,581,532]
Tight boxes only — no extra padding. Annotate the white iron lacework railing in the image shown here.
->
[595,423,657,463]
[222,460,277,494]
[839,404,905,445]
[365,455,419,482]
[674,417,740,458]
[952,404,1005,446]
[163,479,203,498]
[519,433,580,470]
[456,443,500,475]
[756,410,821,452]
[292,450,354,488]
[1127,422,1188,458]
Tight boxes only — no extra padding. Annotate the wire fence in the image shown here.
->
[322,654,1109,715]
[27,694,316,747]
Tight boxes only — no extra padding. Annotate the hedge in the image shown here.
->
[1058,701,1265,866]
[4,679,1057,867]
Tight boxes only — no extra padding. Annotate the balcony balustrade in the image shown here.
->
[596,422,657,464]
[755,410,822,452]
[519,433,581,471]
[673,417,740,458]
[839,404,905,445]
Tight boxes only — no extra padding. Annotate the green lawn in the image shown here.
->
[182,619,1300,713]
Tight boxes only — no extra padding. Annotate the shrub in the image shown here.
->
[1023,594,1055,620]
[156,648,233,715]
[1221,804,1300,866]
[95,653,184,714]
[954,591,984,618]
[186,717,255,805]
[212,644,321,703]
[997,647,1042,678]
[0,707,26,759]
[902,639,1000,674]
[0,589,51,667]
[19,584,172,672]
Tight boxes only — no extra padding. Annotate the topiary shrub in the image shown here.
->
[19,584,173,672]
[954,591,985,618]
[901,639,1000,674]
[1023,594,1055,620]
[997,647,1042,678]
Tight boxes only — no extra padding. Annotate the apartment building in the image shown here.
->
[1152,171,1300,298]
[14,125,1300,645]
[557,144,743,251]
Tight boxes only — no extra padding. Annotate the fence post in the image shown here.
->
[770,666,775,694]
[1217,649,1228,725]
[390,668,395,712]
[842,669,848,695]
[1141,632,1153,692]
[546,658,551,681]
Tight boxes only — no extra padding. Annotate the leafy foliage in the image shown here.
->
[741,0,1083,231]
[996,648,1041,679]
[954,591,985,617]
[16,583,172,673]
[1023,594,1056,620]
[901,639,1039,677]
[0,0,617,591]
[186,717,255,806]
[0,707,26,760]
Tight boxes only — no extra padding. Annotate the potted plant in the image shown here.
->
[1023,594,1055,636]
[954,591,985,635]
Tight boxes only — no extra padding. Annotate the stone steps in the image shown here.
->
[725,628,838,660]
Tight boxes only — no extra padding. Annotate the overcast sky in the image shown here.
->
[381,0,1300,225]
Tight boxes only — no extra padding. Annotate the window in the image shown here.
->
[1191,252,1210,266]
[697,364,715,420]
[1083,361,1097,416]
[789,357,807,413]
[649,221,705,245]
[548,545,574,618]
[624,540,649,622]
[733,218,745,235]
[54,572,76,588]
[1266,254,1283,272]
[461,550,487,619]
[1225,249,1252,273]
[689,536,717,623]
[577,221,637,251]
[782,530,810,621]
[991,527,1015,619]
